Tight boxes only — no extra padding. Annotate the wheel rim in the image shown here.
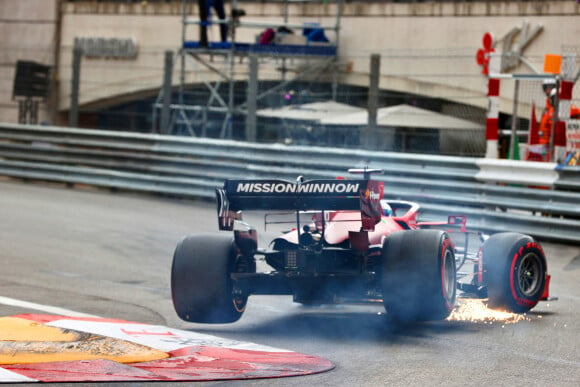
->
[232,286,247,312]
[231,255,250,312]
[517,252,542,297]
[443,248,455,303]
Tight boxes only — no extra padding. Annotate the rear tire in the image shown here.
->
[382,230,456,322]
[171,234,249,323]
[483,232,546,313]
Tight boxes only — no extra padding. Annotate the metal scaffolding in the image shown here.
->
[153,0,343,140]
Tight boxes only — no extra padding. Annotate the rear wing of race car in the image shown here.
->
[216,177,384,231]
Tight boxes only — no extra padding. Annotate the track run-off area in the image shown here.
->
[1,179,579,386]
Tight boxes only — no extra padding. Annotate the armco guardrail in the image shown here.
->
[1,123,579,244]
[555,165,580,191]
[475,159,560,187]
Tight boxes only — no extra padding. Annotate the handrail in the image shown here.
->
[1,123,579,244]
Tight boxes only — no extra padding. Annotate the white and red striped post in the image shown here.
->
[554,54,576,163]
[485,54,501,158]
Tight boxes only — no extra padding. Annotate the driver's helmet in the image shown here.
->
[380,200,393,217]
[542,78,556,93]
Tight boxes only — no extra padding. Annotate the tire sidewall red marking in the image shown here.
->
[508,242,545,308]
[440,237,455,311]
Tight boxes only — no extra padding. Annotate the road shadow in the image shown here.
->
[190,307,482,344]
[563,254,580,271]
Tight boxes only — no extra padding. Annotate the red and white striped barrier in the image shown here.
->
[485,55,501,159]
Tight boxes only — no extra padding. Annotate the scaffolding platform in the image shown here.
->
[182,41,337,57]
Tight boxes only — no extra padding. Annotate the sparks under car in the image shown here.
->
[171,169,552,323]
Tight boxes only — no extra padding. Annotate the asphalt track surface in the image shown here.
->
[1,179,580,386]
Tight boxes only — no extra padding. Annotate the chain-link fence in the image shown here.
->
[146,46,488,156]
[494,48,580,162]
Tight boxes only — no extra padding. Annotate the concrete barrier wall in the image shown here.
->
[2,1,579,124]
[54,1,579,112]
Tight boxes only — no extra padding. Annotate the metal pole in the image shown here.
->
[224,0,237,139]
[509,79,520,160]
[549,77,560,162]
[50,0,63,126]
[334,0,343,49]
[69,46,82,128]
[161,50,174,134]
[179,0,186,106]
[246,55,258,142]
[332,0,344,101]
[367,53,380,149]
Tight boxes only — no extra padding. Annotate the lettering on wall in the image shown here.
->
[74,37,138,59]
[497,21,543,73]
[476,21,543,75]
[567,120,580,151]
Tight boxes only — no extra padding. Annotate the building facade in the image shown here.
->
[1,1,578,145]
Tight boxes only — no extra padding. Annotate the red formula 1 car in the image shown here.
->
[171,169,552,323]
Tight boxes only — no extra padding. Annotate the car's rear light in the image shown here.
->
[285,250,298,268]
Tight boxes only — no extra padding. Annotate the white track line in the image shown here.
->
[0,296,99,318]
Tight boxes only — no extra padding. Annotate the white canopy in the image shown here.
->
[257,100,365,122]
[319,104,484,130]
